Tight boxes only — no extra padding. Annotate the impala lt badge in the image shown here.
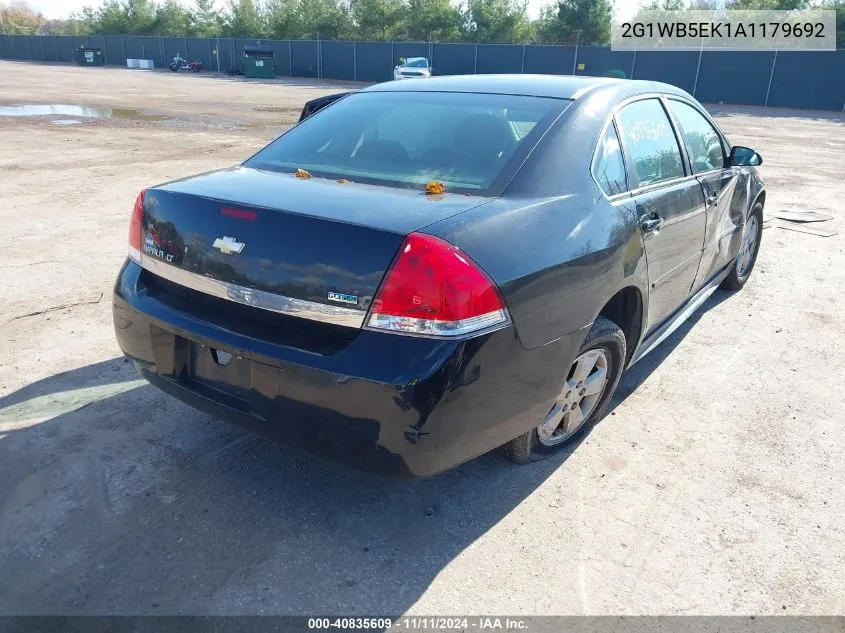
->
[213,236,245,255]
[328,292,359,305]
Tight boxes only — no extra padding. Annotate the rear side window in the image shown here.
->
[668,100,726,173]
[615,99,685,188]
[246,91,568,195]
[592,123,628,196]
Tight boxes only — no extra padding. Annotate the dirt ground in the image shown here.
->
[0,61,843,616]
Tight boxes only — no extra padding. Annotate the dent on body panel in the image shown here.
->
[723,171,752,257]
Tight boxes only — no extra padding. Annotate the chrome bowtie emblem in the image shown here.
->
[213,236,245,255]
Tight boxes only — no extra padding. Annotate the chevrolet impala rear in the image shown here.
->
[113,83,584,476]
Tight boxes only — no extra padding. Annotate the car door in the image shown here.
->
[614,97,707,332]
[665,98,742,291]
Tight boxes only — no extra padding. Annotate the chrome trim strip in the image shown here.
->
[140,256,367,329]
[629,264,730,366]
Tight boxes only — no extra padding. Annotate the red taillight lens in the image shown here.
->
[128,189,145,264]
[366,232,509,337]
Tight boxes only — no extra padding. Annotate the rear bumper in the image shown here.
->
[113,260,583,477]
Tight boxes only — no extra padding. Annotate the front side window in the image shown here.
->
[668,100,726,173]
[615,99,685,188]
[592,123,628,196]
[246,91,568,194]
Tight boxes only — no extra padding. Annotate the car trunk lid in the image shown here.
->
[141,166,491,315]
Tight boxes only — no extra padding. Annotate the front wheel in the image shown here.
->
[169,63,178,72]
[721,201,763,291]
[503,316,626,464]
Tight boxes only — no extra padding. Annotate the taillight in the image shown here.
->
[366,233,509,337]
[128,189,145,264]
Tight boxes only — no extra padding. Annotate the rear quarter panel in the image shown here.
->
[426,194,648,350]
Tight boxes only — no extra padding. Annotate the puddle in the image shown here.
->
[0,104,168,121]
[52,119,82,126]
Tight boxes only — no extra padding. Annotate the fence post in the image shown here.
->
[140,37,145,61]
[572,35,579,75]
[521,44,526,73]
[473,44,478,73]
[630,45,637,79]
[121,36,127,65]
[692,40,703,97]
[353,41,357,80]
[40,35,45,62]
[391,41,394,67]
[764,50,778,107]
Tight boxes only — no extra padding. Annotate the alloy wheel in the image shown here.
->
[736,214,759,279]
[537,348,610,446]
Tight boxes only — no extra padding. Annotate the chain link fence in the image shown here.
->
[0,34,843,111]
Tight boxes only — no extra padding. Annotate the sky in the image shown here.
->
[28,0,644,22]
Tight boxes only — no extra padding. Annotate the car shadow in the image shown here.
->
[0,357,139,410]
[608,288,735,414]
[0,290,736,616]
[0,361,562,615]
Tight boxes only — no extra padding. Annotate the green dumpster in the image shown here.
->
[244,46,275,79]
[75,47,105,67]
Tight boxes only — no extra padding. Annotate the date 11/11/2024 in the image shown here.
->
[307,617,529,630]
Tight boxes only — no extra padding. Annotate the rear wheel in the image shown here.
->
[503,316,626,464]
[721,202,763,291]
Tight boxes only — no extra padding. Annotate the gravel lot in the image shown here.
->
[0,61,843,616]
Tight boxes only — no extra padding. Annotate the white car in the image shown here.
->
[393,57,432,80]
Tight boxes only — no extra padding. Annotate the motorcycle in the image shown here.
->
[169,54,202,73]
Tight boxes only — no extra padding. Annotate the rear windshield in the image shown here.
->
[245,91,569,194]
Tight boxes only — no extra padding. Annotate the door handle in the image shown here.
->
[706,191,719,207]
[641,214,664,233]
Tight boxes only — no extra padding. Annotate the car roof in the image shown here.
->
[363,74,691,101]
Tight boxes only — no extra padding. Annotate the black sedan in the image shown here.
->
[113,75,765,477]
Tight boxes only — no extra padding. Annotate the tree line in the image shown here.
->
[1,0,842,46]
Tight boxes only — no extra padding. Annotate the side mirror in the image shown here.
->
[729,146,763,167]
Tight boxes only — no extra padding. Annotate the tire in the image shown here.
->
[503,316,626,464]
[169,63,178,72]
[721,201,763,291]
